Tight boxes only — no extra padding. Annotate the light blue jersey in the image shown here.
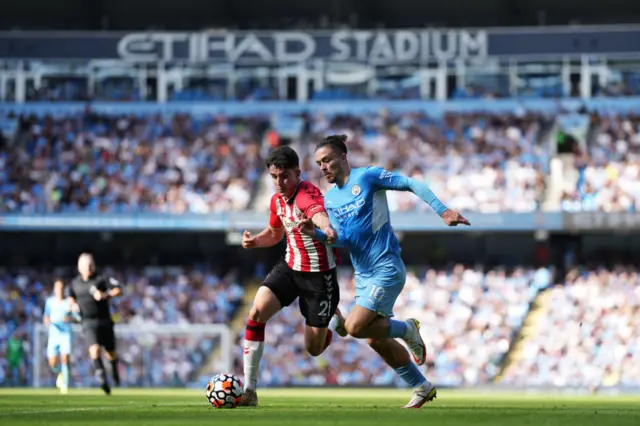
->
[321,166,447,317]
[44,297,73,357]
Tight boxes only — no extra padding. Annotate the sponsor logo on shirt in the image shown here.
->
[331,198,365,220]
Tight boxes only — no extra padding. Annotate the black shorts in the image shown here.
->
[263,259,340,328]
[82,320,116,352]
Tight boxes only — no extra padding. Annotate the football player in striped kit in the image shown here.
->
[239,146,346,406]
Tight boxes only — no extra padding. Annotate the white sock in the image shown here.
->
[417,378,433,390]
[328,315,339,332]
[243,339,264,391]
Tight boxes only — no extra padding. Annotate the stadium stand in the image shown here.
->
[501,266,640,390]
[561,112,640,213]
[2,108,554,215]
[6,104,640,216]
[255,110,551,213]
[0,112,268,213]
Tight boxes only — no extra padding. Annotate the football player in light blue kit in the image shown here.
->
[44,279,75,394]
[301,135,470,408]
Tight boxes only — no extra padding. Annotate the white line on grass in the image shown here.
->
[0,402,205,416]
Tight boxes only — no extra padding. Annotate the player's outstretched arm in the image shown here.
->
[243,195,287,249]
[241,226,285,249]
[367,167,470,226]
[294,184,339,243]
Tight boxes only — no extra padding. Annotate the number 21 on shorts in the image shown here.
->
[318,301,330,317]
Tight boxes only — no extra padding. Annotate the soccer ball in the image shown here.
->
[206,373,244,408]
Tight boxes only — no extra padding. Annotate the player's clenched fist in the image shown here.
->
[242,230,258,249]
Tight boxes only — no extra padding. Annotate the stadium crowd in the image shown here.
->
[1,108,556,215]
[501,265,640,389]
[290,111,550,213]
[7,106,640,215]
[233,265,552,387]
[562,112,640,213]
[9,105,640,216]
[0,111,266,214]
[0,266,244,387]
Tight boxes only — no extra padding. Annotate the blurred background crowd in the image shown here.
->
[4,107,640,215]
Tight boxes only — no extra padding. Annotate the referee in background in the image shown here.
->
[69,253,122,395]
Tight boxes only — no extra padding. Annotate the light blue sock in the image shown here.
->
[394,363,427,388]
[61,363,70,387]
[51,364,61,374]
[387,319,408,338]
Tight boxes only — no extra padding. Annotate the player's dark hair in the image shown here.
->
[315,134,348,155]
[265,146,300,170]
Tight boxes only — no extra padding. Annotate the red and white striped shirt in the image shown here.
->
[269,181,337,273]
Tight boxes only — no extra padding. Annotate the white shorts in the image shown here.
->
[47,332,72,358]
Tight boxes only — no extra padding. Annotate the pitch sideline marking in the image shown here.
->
[0,402,204,416]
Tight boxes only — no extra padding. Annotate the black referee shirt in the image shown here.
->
[69,273,120,322]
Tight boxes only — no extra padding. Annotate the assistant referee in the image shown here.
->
[69,253,122,395]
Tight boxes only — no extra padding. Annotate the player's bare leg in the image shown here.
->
[304,306,346,356]
[89,344,110,395]
[239,286,282,407]
[345,305,426,364]
[304,326,333,357]
[105,350,120,387]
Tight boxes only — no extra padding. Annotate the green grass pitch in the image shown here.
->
[1,388,639,426]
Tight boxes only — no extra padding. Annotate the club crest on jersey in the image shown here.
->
[351,185,361,196]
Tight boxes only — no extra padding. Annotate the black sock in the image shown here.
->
[92,358,107,385]
[110,358,120,384]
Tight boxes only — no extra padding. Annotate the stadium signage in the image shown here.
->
[116,30,488,64]
[3,27,640,61]
[564,212,640,231]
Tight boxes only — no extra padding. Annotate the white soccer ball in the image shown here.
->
[205,373,244,409]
